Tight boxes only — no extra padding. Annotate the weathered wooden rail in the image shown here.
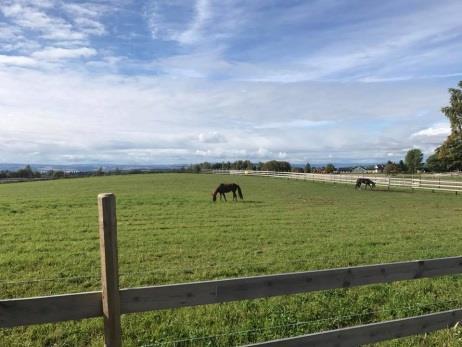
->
[212,169,462,193]
[1,193,461,346]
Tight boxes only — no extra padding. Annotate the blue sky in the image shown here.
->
[0,0,461,164]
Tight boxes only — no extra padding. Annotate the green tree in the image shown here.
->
[398,160,407,172]
[384,161,400,175]
[201,162,212,170]
[405,149,423,173]
[244,160,253,170]
[304,162,311,173]
[95,167,104,176]
[441,81,462,134]
[426,153,446,172]
[261,160,291,172]
[53,170,65,178]
[427,81,462,171]
[191,164,201,173]
[325,163,336,173]
[433,134,462,171]
[255,162,264,171]
[17,165,34,178]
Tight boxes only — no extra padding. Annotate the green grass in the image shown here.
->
[0,173,461,346]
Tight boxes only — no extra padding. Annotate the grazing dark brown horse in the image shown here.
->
[355,178,376,190]
[212,183,243,202]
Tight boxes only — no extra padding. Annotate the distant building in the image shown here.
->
[374,164,385,173]
[352,166,367,173]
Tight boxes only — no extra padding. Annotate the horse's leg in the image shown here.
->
[232,189,237,201]
[223,193,227,202]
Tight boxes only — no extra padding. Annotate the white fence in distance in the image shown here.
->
[212,170,462,193]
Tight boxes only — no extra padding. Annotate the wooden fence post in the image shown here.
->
[98,193,122,347]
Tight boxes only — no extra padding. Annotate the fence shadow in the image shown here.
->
[370,189,414,194]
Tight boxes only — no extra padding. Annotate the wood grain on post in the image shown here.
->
[98,193,122,347]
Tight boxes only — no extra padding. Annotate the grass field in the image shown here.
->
[1,173,462,346]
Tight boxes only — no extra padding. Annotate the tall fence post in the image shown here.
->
[98,193,122,347]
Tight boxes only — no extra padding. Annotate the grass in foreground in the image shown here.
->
[0,173,461,346]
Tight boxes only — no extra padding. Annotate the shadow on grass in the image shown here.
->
[362,189,414,194]
[211,200,264,204]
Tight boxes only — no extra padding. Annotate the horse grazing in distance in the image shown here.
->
[355,178,376,190]
[212,183,244,202]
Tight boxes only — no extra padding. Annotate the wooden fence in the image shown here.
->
[212,169,462,193]
[1,193,461,346]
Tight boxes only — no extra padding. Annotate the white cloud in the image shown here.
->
[0,24,22,40]
[0,68,453,164]
[198,132,224,143]
[143,0,253,51]
[32,47,97,60]
[73,17,105,36]
[62,3,101,18]
[255,120,333,129]
[411,124,451,137]
[177,0,211,44]
[1,3,85,41]
[0,0,108,63]
[62,2,107,36]
[0,54,37,66]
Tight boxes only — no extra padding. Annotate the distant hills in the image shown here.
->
[0,163,187,173]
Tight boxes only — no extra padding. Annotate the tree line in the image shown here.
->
[0,165,184,181]
[189,160,292,173]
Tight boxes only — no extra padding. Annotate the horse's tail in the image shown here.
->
[236,185,243,200]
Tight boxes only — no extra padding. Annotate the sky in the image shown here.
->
[0,0,461,165]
